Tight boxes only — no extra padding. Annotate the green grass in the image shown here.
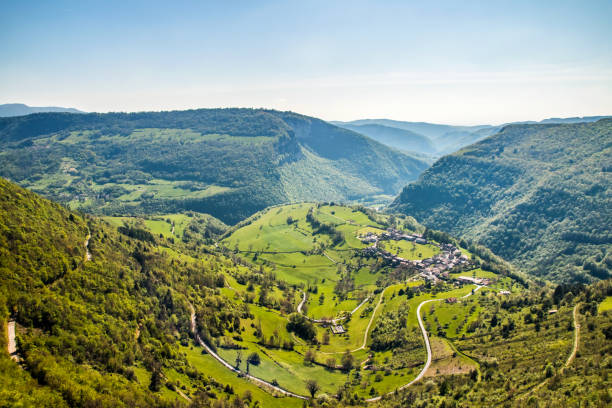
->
[379,240,440,260]
[599,296,612,313]
[449,268,498,280]
[224,204,322,252]
[180,345,302,408]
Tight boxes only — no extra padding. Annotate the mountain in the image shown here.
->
[333,119,498,155]
[0,176,310,407]
[0,103,84,117]
[0,108,429,224]
[334,116,611,157]
[3,177,609,407]
[331,123,437,155]
[390,119,612,283]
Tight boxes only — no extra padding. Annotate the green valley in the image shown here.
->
[0,109,429,224]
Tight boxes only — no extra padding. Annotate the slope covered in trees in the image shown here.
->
[0,109,429,224]
[390,119,612,283]
[0,177,301,407]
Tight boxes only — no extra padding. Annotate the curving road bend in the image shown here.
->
[365,284,482,402]
[189,304,307,400]
[189,284,481,403]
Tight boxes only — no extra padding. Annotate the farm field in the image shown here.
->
[182,202,519,402]
[599,296,612,313]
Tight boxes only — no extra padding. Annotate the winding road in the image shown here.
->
[365,285,482,402]
[189,304,307,400]
[519,302,581,400]
[188,285,482,402]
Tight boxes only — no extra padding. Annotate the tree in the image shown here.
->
[149,369,163,392]
[247,352,261,366]
[326,357,337,369]
[322,331,330,345]
[304,349,316,365]
[306,379,320,398]
[287,313,316,341]
[341,350,354,371]
[235,351,242,369]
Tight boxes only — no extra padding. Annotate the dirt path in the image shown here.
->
[7,320,20,362]
[84,228,92,262]
[519,303,581,399]
[322,251,339,264]
[563,303,580,372]
[357,287,388,351]
[189,305,307,400]
[297,291,307,314]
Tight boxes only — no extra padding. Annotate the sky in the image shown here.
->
[1,0,612,125]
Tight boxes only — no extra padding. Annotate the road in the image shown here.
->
[189,305,307,400]
[322,251,339,264]
[189,285,481,403]
[365,285,482,402]
[357,287,388,351]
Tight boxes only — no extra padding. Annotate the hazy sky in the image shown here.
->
[2,0,611,124]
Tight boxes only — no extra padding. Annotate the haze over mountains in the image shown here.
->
[333,116,610,157]
[0,103,84,117]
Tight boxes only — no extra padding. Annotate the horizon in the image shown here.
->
[2,1,612,125]
[2,102,611,128]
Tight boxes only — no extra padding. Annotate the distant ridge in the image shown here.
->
[333,116,611,156]
[0,108,429,223]
[0,103,84,117]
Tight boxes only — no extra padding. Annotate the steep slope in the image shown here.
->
[390,119,612,283]
[332,123,437,155]
[0,177,303,407]
[0,109,429,224]
[0,103,84,117]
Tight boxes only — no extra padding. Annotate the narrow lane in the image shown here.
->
[189,304,307,400]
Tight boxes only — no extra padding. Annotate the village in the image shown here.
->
[360,228,481,284]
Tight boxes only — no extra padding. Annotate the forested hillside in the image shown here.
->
[0,109,429,224]
[0,177,302,407]
[390,119,612,283]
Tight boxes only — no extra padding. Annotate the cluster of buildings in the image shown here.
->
[360,228,471,282]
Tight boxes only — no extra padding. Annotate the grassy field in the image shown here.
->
[379,240,440,260]
[599,296,612,313]
[180,345,303,408]
[196,203,530,402]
